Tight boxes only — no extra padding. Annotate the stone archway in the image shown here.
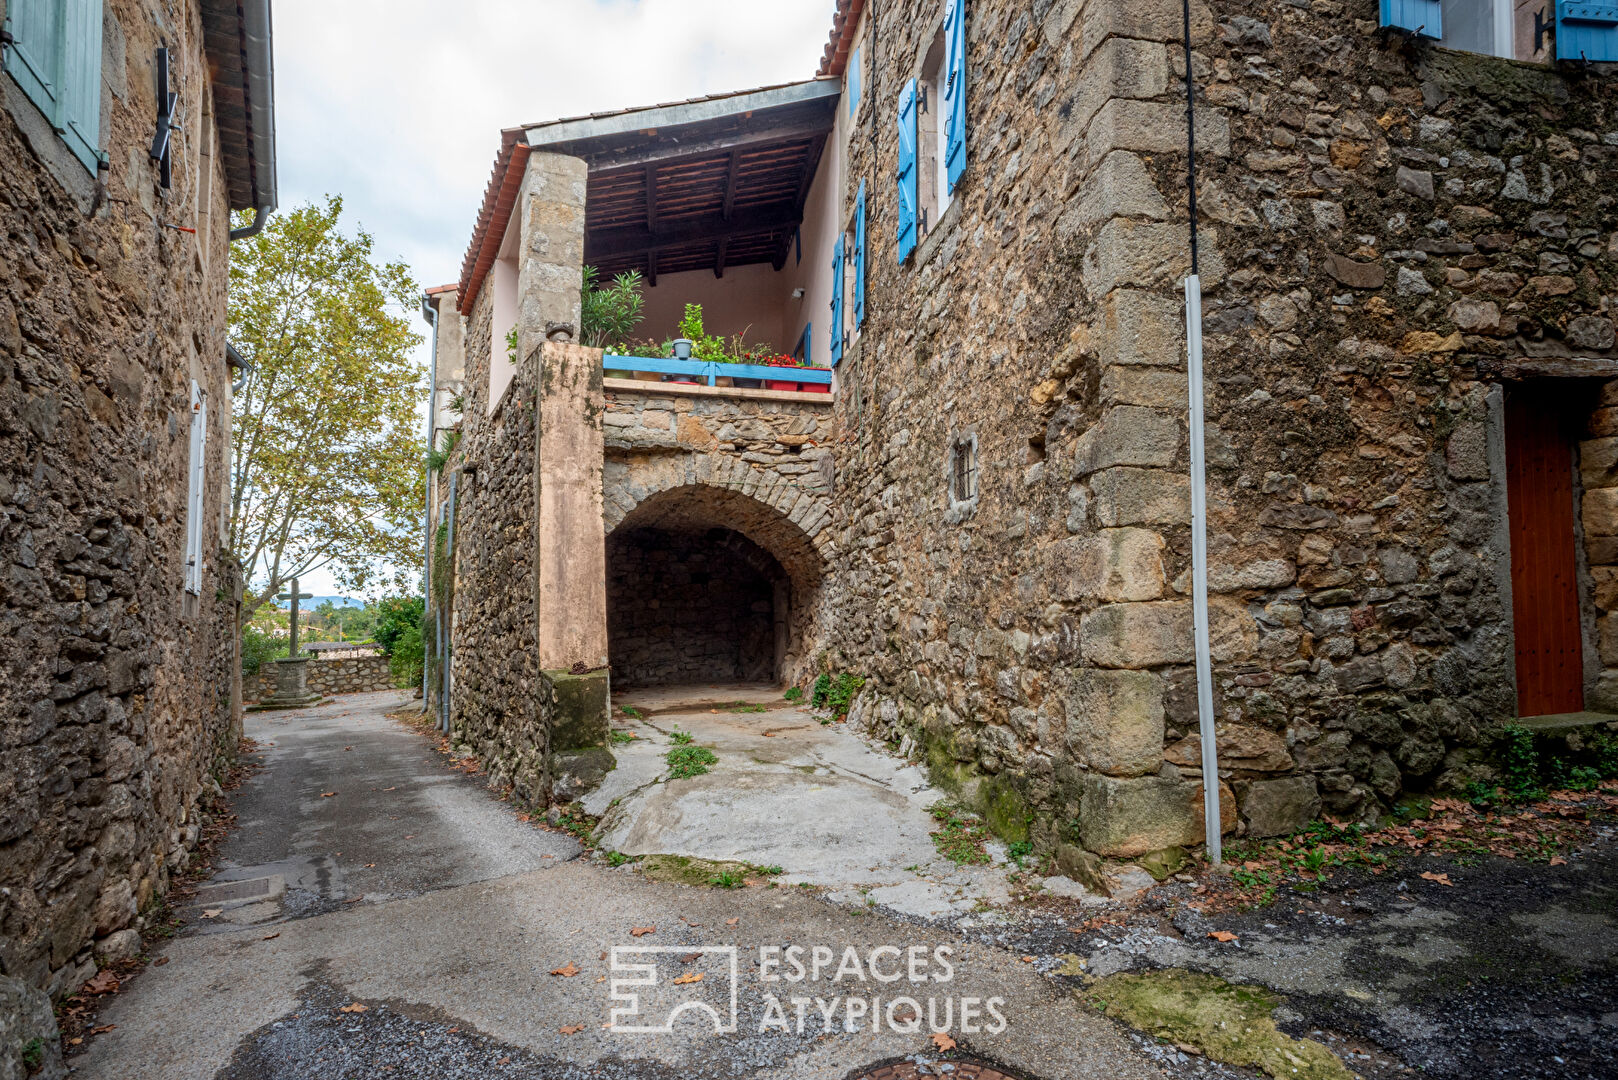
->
[603,470,832,689]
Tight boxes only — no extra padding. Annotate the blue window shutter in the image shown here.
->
[896,78,918,263]
[853,179,867,327]
[4,0,65,124]
[1379,0,1441,38]
[1558,2,1618,62]
[848,46,861,116]
[60,0,105,172]
[944,0,967,193]
[829,235,845,365]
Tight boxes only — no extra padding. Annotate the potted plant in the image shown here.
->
[581,267,646,379]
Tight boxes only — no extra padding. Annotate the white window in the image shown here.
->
[1441,0,1513,57]
[184,380,208,594]
[917,29,949,237]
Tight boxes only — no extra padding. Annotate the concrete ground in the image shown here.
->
[70,689,1158,1080]
[589,685,1018,918]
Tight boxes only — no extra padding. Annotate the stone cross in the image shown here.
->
[276,577,314,658]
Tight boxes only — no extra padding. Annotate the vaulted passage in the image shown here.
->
[603,482,824,689]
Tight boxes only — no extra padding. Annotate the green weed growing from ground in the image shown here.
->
[666,744,718,779]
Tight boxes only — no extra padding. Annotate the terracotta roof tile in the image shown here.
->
[817,0,864,77]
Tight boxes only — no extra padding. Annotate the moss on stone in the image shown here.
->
[981,774,1033,845]
[639,854,755,887]
[1086,970,1352,1080]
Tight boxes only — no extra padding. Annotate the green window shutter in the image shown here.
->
[2,0,102,172]
[4,0,65,122]
[59,0,104,172]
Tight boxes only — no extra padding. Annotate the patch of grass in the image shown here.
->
[761,865,784,876]
[554,806,599,848]
[620,706,641,719]
[709,869,746,888]
[1007,840,1034,868]
[729,703,768,713]
[929,803,991,865]
[609,730,636,745]
[603,850,631,867]
[669,728,694,745]
[783,686,804,702]
[21,1037,44,1070]
[1088,970,1352,1080]
[666,744,718,779]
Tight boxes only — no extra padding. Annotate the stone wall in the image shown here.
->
[823,0,1618,864]
[602,384,837,685]
[608,526,779,687]
[250,655,396,701]
[0,0,241,996]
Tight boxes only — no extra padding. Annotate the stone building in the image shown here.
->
[0,0,276,1003]
[429,0,1618,867]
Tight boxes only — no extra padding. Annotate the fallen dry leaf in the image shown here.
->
[345,895,365,904]
[321,792,337,798]
[1021,955,1036,963]
[154,956,170,966]
[725,918,739,927]
[84,971,120,995]
[560,1024,585,1034]
[90,1024,116,1035]
[1550,856,1568,866]
[338,1003,368,1013]
[447,1027,460,1034]
[69,1038,82,1046]
[630,926,656,937]
[262,932,280,941]
[550,962,581,977]
[1419,871,1453,886]
[930,1031,957,1051]
[363,863,376,868]
[201,908,223,919]
[1207,931,1239,943]
[672,972,703,985]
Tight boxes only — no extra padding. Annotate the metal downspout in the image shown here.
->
[420,296,439,711]
[441,471,460,733]
[1183,0,1221,866]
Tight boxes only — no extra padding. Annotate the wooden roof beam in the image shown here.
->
[721,150,740,221]
[588,205,804,259]
[715,237,729,279]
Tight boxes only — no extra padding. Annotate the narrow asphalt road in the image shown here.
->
[71,691,1162,1080]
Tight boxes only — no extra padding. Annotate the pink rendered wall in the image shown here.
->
[637,263,789,352]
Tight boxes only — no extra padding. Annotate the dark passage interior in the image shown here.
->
[606,526,785,688]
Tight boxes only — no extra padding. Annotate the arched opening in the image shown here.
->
[604,484,823,690]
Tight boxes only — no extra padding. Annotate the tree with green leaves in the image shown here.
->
[228,197,424,627]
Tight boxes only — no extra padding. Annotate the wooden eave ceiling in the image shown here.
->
[533,95,838,282]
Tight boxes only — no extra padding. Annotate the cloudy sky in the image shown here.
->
[273,0,835,596]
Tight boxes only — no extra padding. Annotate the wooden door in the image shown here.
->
[1505,388,1585,717]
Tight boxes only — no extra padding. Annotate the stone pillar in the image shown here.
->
[535,342,608,671]
[513,152,612,798]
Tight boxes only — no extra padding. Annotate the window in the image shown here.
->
[836,178,868,360]
[1379,0,1512,58]
[949,434,978,506]
[793,322,811,366]
[3,0,106,172]
[847,44,861,117]
[184,380,209,595]
[909,0,967,249]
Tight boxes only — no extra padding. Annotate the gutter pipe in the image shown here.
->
[420,296,440,711]
[1183,0,1222,866]
[226,342,255,394]
[228,0,278,241]
[441,470,460,734]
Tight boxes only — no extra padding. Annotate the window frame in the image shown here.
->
[2,0,106,174]
[946,430,979,523]
[184,380,209,596]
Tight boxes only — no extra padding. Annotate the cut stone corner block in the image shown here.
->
[1076,773,1236,859]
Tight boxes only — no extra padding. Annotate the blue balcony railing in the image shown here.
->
[602,354,833,389]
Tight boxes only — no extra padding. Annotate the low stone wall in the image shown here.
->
[250,654,396,702]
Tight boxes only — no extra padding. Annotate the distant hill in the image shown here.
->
[274,595,364,609]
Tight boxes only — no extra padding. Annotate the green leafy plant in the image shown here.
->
[929,803,991,865]
[506,326,519,365]
[666,744,718,780]
[730,703,768,713]
[448,392,466,414]
[581,266,647,349]
[388,625,424,688]
[709,868,745,888]
[674,303,730,363]
[240,624,289,678]
[21,1037,45,1070]
[427,428,462,474]
[604,850,630,867]
[810,672,865,719]
[609,730,636,746]
[620,706,641,719]
[1007,840,1034,868]
[670,728,694,746]
[783,686,804,702]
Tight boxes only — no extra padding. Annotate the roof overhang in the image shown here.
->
[200,0,277,213]
[817,0,865,77]
[457,79,840,310]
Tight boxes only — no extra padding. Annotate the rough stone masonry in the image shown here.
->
[825,0,1618,872]
[0,0,260,1005]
